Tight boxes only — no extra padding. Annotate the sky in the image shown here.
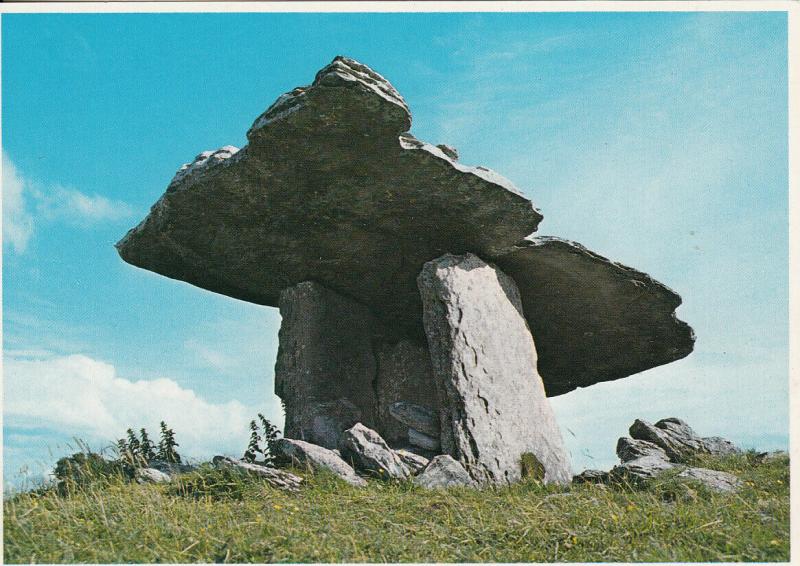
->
[1,10,789,489]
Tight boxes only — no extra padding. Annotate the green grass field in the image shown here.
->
[3,452,789,563]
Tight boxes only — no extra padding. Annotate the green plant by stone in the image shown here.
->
[242,413,281,465]
[157,421,181,463]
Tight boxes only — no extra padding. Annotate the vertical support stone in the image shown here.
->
[275,281,381,449]
[417,253,572,485]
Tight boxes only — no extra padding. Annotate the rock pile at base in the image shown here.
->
[574,418,744,493]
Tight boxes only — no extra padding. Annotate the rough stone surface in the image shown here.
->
[135,467,172,484]
[677,467,742,493]
[275,281,381,448]
[339,423,410,479]
[394,449,429,474]
[117,56,693,395]
[389,401,439,438]
[149,460,196,476]
[616,437,669,463]
[376,340,439,444]
[701,436,742,457]
[414,455,476,489]
[408,428,440,452]
[418,253,572,485]
[630,418,706,462]
[611,456,677,481]
[273,438,366,487]
[116,56,540,343]
[212,456,303,491]
[495,237,695,395]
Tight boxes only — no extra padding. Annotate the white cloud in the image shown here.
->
[37,185,133,224]
[1,152,133,254]
[2,153,35,253]
[3,352,266,460]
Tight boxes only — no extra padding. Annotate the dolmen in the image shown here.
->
[117,56,695,487]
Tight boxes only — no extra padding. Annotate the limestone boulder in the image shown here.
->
[339,423,411,480]
[211,456,303,492]
[677,467,742,493]
[408,428,440,452]
[616,437,669,463]
[135,467,172,484]
[414,455,476,489]
[394,449,429,474]
[273,438,366,487]
[117,56,694,396]
[418,253,572,485]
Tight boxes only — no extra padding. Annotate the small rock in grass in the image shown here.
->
[677,467,742,493]
[572,469,610,484]
[135,467,172,484]
[394,449,429,474]
[339,423,410,479]
[273,438,366,487]
[414,455,476,489]
[211,456,303,492]
[616,437,669,463]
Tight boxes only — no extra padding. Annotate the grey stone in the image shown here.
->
[394,449,429,474]
[611,455,677,482]
[273,438,366,487]
[572,469,610,484]
[495,237,694,395]
[211,456,303,492]
[148,460,196,476]
[701,436,742,456]
[274,281,381,448]
[677,467,742,493]
[616,437,669,463]
[135,467,172,484]
[389,401,439,438]
[756,450,789,464]
[408,428,440,452]
[117,57,694,396]
[116,55,540,344]
[376,340,439,444]
[414,455,476,489]
[339,423,410,479]
[418,253,572,485]
[629,418,705,462]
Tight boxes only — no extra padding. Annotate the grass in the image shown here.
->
[3,452,789,563]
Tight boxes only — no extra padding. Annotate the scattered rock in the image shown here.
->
[339,423,410,479]
[629,418,705,462]
[418,253,572,485]
[148,460,196,476]
[756,450,789,464]
[677,467,742,493]
[573,469,610,484]
[211,456,303,492]
[616,437,669,463]
[408,428,440,452]
[135,467,172,484]
[273,438,366,487]
[414,455,476,489]
[389,401,439,437]
[275,281,380,448]
[611,456,677,482]
[394,449,429,474]
[701,436,742,457]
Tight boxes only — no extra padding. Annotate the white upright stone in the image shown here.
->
[417,253,572,485]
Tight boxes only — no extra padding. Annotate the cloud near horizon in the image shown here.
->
[3,351,262,460]
[2,152,133,254]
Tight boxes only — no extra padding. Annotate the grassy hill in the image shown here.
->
[3,451,789,563]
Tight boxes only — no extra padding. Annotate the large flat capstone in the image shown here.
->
[116,55,694,394]
[418,253,572,485]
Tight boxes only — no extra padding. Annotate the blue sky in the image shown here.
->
[2,11,788,488]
